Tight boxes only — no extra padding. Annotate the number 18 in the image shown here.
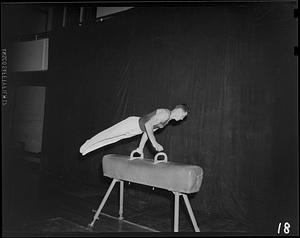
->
[277,222,290,234]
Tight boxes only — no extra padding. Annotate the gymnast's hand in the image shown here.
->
[153,143,164,152]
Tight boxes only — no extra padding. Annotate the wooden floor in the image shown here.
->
[3,158,249,236]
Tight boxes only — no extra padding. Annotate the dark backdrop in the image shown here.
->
[40,4,297,233]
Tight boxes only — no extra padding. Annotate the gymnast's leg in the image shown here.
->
[81,134,129,155]
[80,116,142,155]
[80,116,138,152]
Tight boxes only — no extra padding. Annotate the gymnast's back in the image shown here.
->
[139,109,170,132]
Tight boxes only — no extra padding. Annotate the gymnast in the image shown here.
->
[79,104,188,156]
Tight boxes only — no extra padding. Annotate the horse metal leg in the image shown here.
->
[119,180,124,220]
[182,194,200,232]
[88,179,118,228]
[173,192,180,232]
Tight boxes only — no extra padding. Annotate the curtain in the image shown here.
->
[43,3,297,229]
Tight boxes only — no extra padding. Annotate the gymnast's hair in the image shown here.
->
[175,104,189,113]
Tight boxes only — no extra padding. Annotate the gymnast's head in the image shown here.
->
[171,104,188,121]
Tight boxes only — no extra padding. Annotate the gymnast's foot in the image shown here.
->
[80,147,88,156]
[80,150,89,156]
[79,140,90,154]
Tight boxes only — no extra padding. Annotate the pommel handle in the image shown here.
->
[154,152,168,164]
[130,149,144,160]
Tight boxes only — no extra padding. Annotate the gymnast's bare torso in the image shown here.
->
[79,105,188,156]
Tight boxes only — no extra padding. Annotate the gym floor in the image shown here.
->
[3,157,249,236]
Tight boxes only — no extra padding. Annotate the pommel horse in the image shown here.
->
[88,150,204,232]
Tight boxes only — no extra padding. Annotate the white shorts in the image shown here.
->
[80,116,142,155]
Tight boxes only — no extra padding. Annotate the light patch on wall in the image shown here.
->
[11,38,49,72]
[96,7,134,18]
[13,86,46,153]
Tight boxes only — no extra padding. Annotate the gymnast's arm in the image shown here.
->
[144,123,163,151]
[138,132,148,152]
[144,112,166,151]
